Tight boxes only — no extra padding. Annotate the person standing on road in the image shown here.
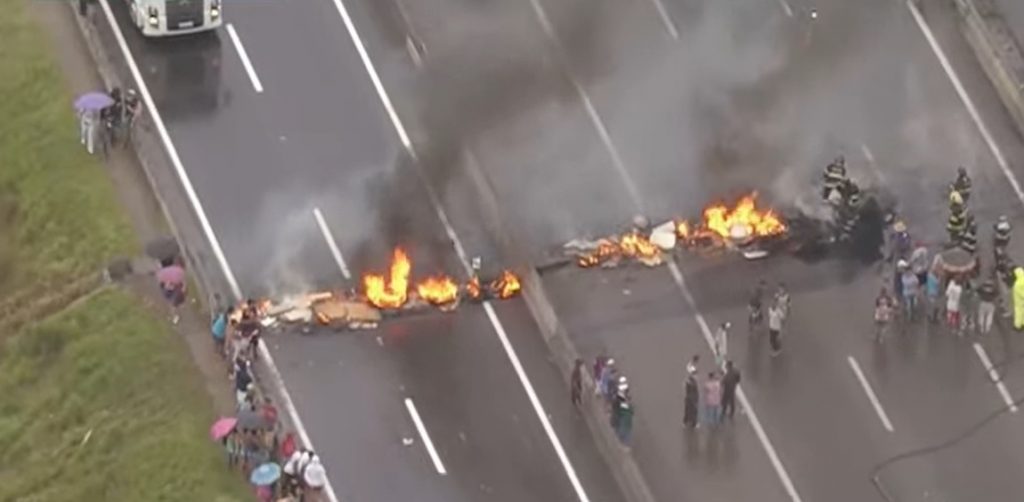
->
[683,371,699,429]
[946,277,964,333]
[768,303,784,356]
[977,278,998,334]
[748,280,767,333]
[874,288,894,342]
[910,243,929,287]
[901,267,920,321]
[571,358,584,406]
[721,361,741,420]
[774,282,791,321]
[702,372,722,426]
[713,322,730,370]
[1013,268,1024,330]
[926,270,942,323]
[592,355,607,390]
[614,395,634,445]
[686,354,700,376]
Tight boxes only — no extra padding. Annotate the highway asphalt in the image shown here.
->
[97,1,626,501]
[363,0,1024,500]
[91,0,1024,498]
[996,0,1024,42]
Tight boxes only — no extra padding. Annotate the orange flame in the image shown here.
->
[417,275,459,305]
[675,220,691,240]
[363,247,412,309]
[491,270,522,299]
[619,231,660,259]
[466,276,482,300]
[578,232,661,268]
[578,241,619,268]
[676,193,786,242]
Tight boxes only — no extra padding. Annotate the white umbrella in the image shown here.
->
[304,460,327,488]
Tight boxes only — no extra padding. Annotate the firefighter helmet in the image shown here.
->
[949,190,963,206]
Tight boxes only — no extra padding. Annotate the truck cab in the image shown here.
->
[127,0,222,37]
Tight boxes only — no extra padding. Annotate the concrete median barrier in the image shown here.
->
[460,151,656,502]
[956,0,1024,139]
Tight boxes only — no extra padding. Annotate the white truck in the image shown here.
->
[127,0,222,37]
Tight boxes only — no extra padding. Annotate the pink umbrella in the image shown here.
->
[157,264,185,287]
[210,417,238,440]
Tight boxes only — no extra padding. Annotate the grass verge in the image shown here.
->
[0,1,249,501]
[0,0,136,308]
[0,288,250,501]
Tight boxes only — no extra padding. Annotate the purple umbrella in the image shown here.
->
[156,264,185,287]
[74,92,114,112]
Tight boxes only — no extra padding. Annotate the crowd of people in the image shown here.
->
[204,293,323,500]
[75,86,140,156]
[869,166,1020,339]
[575,357,636,444]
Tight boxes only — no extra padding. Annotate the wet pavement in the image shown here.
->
[90,0,1024,499]
[358,0,1024,500]
[97,1,625,501]
[995,0,1024,43]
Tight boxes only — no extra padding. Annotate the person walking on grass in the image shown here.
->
[768,303,785,356]
[571,358,584,406]
[721,361,741,420]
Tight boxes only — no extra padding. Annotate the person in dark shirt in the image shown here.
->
[977,279,999,334]
[721,361,742,420]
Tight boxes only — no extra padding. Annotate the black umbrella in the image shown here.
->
[144,236,180,266]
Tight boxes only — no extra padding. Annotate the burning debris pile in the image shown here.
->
[564,192,789,268]
[242,247,521,332]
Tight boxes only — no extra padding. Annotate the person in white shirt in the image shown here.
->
[713,322,730,369]
[946,278,964,332]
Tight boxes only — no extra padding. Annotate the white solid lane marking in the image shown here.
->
[94,3,336,501]
[668,262,804,501]
[525,0,802,495]
[972,343,1019,413]
[847,356,896,432]
[404,398,447,475]
[647,0,679,40]
[525,0,803,496]
[327,0,411,150]
[313,207,352,280]
[525,0,644,207]
[860,143,876,165]
[861,143,886,184]
[908,0,1024,206]
[225,23,264,93]
[778,0,794,18]
[324,0,592,499]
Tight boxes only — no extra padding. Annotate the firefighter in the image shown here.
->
[947,204,967,244]
[960,218,978,254]
[822,155,847,200]
[994,215,1012,249]
[837,180,861,241]
[951,166,972,203]
[949,189,966,216]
